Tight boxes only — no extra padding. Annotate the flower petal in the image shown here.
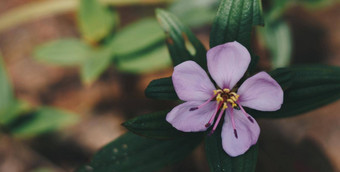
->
[238,72,283,111]
[207,41,250,89]
[166,101,217,132]
[173,61,216,101]
[221,109,260,157]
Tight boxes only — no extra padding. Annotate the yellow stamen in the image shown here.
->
[222,103,228,110]
[223,88,230,93]
[216,94,223,102]
[230,96,237,102]
[227,99,235,104]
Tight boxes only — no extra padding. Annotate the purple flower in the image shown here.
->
[166,41,283,157]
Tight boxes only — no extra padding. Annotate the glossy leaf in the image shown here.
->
[123,110,188,139]
[34,39,90,66]
[258,19,292,68]
[145,77,178,100]
[80,48,113,84]
[109,18,165,56]
[156,9,207,69]
[250,65,340,118]
[9,107,79,138]
[77,132,202,172]
[205,126,258,172]
[78,0,117,43]
[210,0,264,49]
[115,45,171,74]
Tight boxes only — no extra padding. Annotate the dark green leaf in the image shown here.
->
[77,132,203,172]
[78,0,117,43]
[0,100,31,125]
[123,110,188,139]
[145,77,178,100]
[156,9,207,69]
[34,39,90,66]
[210,0,264,49]
[251,65,340,118]
[9,107,79,138]
[205,127,258,172]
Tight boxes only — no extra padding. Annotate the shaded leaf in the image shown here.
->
[0,55,15,116]
[251,65,340,118]
[77,132,203,172]
[145,77,178,100]
[34,39,90,66]
[9,107,79,138]
[123,110,187,139]
[205,126,258,172]
[78,0,117,42]
[156,9,207,69]
[210,0,264,49]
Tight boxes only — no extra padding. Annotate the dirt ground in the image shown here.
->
[0,0,339,172]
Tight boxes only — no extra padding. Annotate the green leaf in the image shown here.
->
[115,45,171,74]
[205,127,258,172]
[34,39,90,66]
[145,77,178,100]
[156,9,207,69]
[169,0,219,27]
[80,48,113,84]
[0,54,15,116]
[9,107,79,138]
[78,0,117,43]
[210,0,264,49]
[123,110,188,139]
[0,100,31,125]
[77,132,203,172]
[251,65,340,118]
[258,19,292,68]
[109,18,165,56]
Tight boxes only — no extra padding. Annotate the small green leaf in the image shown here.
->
[156,9,207,69]
[123,110,187,139]
[78,0,117,43]
[205,127,258,172]
[145,77,178,100]
[258,19,292,68]
[34,39,90,66]
[0,54,15,116]
[9,107,79,138]
[115,45,171,74]
[109,18,165,56]
[0,100,31,125]
[251,65,340,118]
[210,0,264,49]
[169,0,219,27]
[77,132,203,172]
[80,48,113,84]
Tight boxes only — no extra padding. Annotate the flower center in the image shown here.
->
[214,88,239,109]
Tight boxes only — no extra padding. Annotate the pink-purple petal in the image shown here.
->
[172,61,216,101]
[238,72,283,111]
[221,109,260,157]
[207,41,251,89]
[166,101,217,132]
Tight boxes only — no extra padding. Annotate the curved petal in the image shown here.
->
[166,101,217,132]
[173,61,216,101]
[221,109,260,157]
[238,72,283,111]
[207,41,250,89]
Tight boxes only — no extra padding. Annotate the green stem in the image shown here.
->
[0,0,173,33]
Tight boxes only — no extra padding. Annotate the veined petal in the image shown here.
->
[221,109,260,157]
[173,61,216,101]
[238,72,283,111]
[166,101,217,132]
[207,41,250,89]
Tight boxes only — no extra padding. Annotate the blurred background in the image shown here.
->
[0,0,339,171]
